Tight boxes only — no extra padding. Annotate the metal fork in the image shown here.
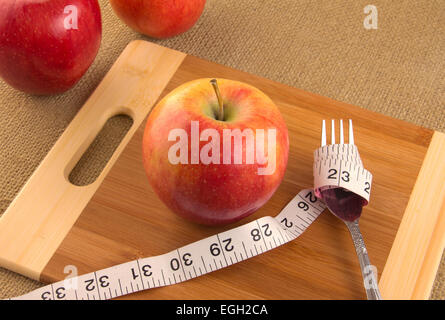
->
[320,119,382,300]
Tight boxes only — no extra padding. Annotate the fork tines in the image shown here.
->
[321,119,354,146]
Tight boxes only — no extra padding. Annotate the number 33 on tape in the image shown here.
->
[9,188,326,300]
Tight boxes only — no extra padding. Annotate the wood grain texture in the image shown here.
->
[380,131,445,299]
[0,41,186,279]
[40,51,438,299]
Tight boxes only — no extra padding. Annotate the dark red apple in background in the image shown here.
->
[0,0,102,95]
[109,0,206,39]
[142,79,289,225]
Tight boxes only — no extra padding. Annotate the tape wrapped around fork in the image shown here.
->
[313,144,372,203]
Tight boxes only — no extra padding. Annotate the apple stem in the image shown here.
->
[210,79,224,121]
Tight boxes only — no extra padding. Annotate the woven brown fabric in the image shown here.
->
[0,0,444,299]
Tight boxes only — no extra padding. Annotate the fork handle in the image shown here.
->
[345,220,383,300]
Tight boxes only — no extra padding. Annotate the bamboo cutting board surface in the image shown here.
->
[1,41,444,300]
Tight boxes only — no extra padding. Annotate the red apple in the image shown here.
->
[109,0,206,39]
[0,0,102,95]
[142,79,289,225]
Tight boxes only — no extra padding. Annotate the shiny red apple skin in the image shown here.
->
[109,0,206,39]
[142,79,289,226]
[0,0,102,95]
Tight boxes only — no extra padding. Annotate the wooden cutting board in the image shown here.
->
[1,41,444,300]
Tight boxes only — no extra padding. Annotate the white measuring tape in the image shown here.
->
[314,144,372,203]
[8,143,371,300]
[9,189,325,300]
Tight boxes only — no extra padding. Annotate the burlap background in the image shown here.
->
[0,0,444,299]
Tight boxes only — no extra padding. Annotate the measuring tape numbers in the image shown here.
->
[9,189,326,300]
[314,144,372,203]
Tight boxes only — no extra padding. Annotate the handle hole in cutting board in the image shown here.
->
[68,114,133,186]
